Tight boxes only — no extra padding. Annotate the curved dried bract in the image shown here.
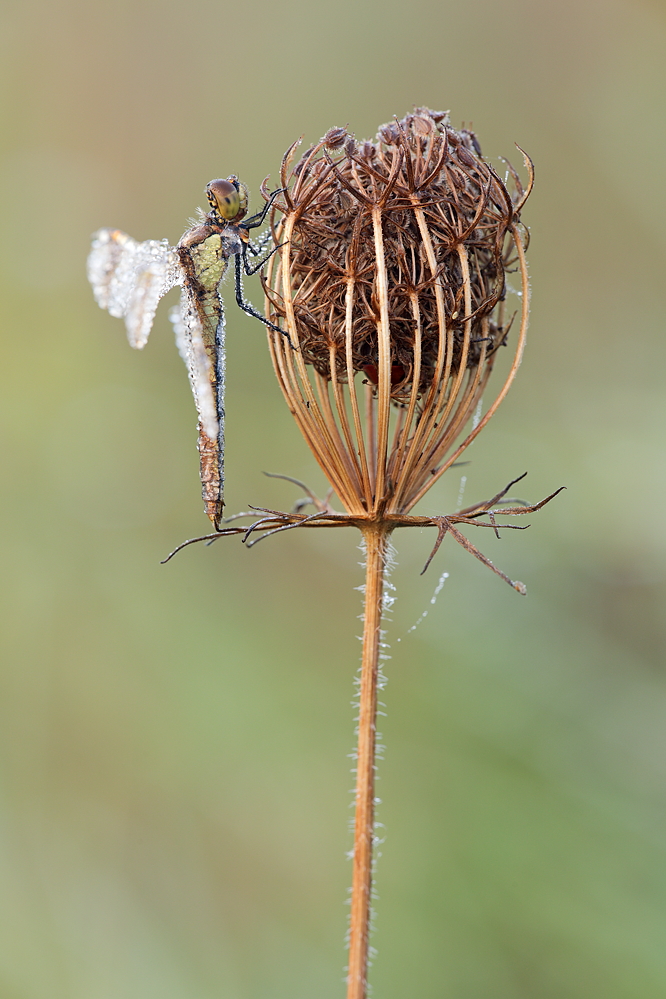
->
[263,109,532,518]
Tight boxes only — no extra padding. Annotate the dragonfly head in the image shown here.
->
[206,177,249,223]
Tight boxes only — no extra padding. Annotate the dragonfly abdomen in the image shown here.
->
[176,233,229,528]
[200,287,226,527]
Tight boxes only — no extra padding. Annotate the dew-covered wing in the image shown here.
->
[87,229,182,348]
[170,288,225,527]
[170,290,219,440]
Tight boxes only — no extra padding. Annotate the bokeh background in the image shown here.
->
[1,0,665,996]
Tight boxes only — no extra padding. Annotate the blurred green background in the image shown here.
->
[1,0,665,996]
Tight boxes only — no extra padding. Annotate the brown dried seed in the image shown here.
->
[324,126,349,149]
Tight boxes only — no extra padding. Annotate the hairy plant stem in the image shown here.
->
[348,523,390,999]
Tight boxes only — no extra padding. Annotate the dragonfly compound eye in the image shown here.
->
[206,179,242,221]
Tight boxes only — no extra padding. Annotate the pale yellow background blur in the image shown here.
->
[1,1,665,996]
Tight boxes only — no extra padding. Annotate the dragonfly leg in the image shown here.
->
[241,188,285,230]
[233,254,293,344]
[242,239,285,277]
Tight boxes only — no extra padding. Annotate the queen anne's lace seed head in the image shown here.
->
[164,111,561,596]
[262,109,533,518]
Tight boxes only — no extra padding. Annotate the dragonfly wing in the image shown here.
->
[170,289,219,440]
[124,238,182,348]
[170,289,225,527]
[88,229,182,348]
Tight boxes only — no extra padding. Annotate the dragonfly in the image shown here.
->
[87,176,285,530]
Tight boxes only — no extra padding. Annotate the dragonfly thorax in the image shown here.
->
[189,234,229,292]
[206,176,248,224]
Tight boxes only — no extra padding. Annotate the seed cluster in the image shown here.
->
[265,108,528,400]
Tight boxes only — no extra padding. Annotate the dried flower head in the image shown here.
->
[261,108,535,519]
[169,108,561,593]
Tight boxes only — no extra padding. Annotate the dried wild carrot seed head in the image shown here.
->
[262,108,533,518]
[165,111,557,596]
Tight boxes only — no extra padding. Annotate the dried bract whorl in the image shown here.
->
[263,109,533,519]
